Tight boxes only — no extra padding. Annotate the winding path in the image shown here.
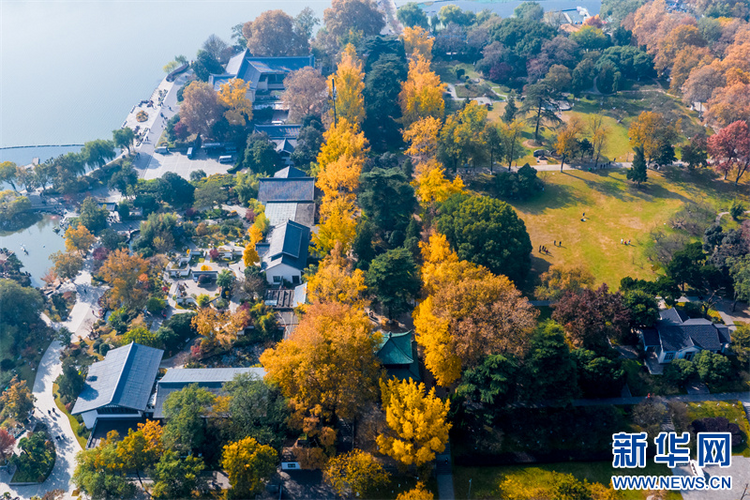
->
[1,271,104,499]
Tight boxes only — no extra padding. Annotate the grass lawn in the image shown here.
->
[454,461,682,500]
[676,400,750,457]
[499,167,749,290]
[53,382,88,449]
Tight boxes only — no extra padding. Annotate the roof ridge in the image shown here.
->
[108,342,136,407]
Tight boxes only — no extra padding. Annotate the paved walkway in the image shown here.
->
[436,441,455,500]
[133,72,188,176]
[0,271,104,499]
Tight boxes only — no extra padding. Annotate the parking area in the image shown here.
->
[673,456,750,500]
[137,149,235,180]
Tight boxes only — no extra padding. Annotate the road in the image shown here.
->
[1,271,105,499]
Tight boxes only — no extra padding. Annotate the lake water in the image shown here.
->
[0,0,331,151]
[0,214,67,286]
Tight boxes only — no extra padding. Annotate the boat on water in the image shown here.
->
[21,244,28,255]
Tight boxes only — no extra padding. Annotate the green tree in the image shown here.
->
[162,384,215,453]
[55,358,85,403]
[571,349,625,398]
[627,146,648,185]
[122,326,161,349]
[624,289,659,328]
[359,167,416,235]
[79,196,109,232]
[502,93,518,123]
[513,1,543,20]
[437,194,532,284]
[521,82,562,142]
[224,373,290,449]
[243,133,282,175]
[147,296,167,314]
[694,350,732,386]
[193,180,227,209]
[192,50,223,82]
[397,2,429,28]
[151,450,205,499]
[455,354,518,412]
[522,321,578,402]
[113,128,135,155]
[731,324,750,367]
[221,437,278,499]
[365,247,421,319]
[363,54,408,150]
[662,358,696,387]
[217,269,235,291]
[81,140,116,169]
[0,278,43,326]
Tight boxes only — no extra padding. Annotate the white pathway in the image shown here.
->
[1,271,104,499]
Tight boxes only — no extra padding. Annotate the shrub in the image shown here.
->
[98,343,111,356]
[730,200,745,220]
[692,417,744,447]
[136,110,148,122]
[209,248,220,261]
[196,294,211,307]
[147,296,166,314]
[493,164,543,201]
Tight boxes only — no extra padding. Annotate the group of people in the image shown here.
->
[620,238,632,245]
[539,240,563,254]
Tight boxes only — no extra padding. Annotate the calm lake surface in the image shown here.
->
[0,0,331,151]
[0,214,66,286]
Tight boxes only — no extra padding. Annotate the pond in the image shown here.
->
[0,214,67,287]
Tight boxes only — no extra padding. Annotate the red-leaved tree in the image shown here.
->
[0,428,16,462]
[708,120,750,184]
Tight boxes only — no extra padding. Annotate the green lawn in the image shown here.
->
[454,461,682,500]
[500,167,748,290]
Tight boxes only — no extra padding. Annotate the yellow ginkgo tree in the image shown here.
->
[376,378,451,469]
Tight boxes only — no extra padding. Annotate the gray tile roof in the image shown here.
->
[72,343,164,415]
[656,308,728,352]
[153,367,265,419]
[264,202,314,230]
[642,328,660,347]
[261,220,310,272]
[258,177,315,203]
[255,125,302,141]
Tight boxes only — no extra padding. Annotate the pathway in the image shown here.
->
[436,441,455,500]
[570,391,749,408]
[1,271,104,499]
[133,72,188,176]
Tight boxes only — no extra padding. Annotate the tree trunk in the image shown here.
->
[560,154,565,172]
[594,150,600,169]
[534,105,542,142]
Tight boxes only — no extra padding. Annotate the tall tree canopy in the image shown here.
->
[329,44,366,127]
[242,9,311,56]
[180,81,222,138]
[324,0,385,40]
[414,233,538,386]
[437,194,532,283]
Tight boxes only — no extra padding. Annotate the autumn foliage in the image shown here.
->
[413,233,538,386]
[399,55,447,126]
[376,378,451,467]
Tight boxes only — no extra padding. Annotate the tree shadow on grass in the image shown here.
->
[661,166,746,208]
[520,254,552,295]
[580,168,696,206]
[512,178,589,214]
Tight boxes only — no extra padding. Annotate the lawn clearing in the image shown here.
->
[501,167,748,290]
[454,461,681,500]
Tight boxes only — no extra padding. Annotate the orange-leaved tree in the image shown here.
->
[260,302,382,466]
